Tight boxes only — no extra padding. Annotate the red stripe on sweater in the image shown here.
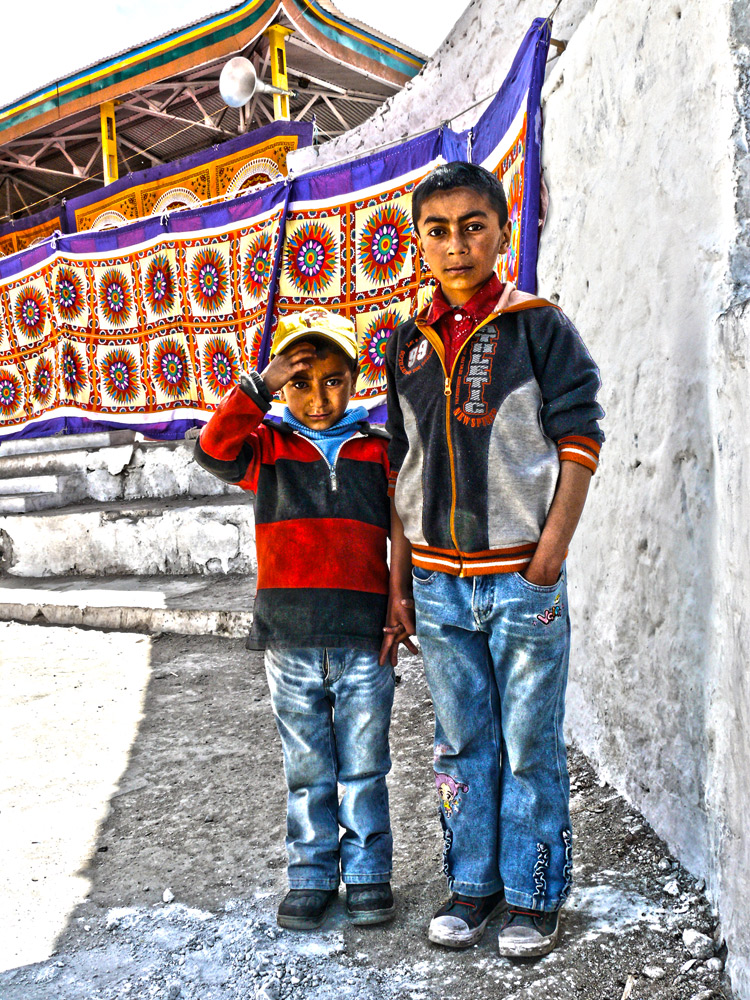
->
[256,518,389,593]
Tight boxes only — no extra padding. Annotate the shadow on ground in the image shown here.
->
[1,630,737,1000]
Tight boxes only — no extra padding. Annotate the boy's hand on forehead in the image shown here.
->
[261,341,317,394]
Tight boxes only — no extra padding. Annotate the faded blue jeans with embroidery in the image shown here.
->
[265,646,395,889]
[413,565,573,911]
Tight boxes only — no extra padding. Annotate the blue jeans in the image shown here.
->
[265,646,395,889]
[413,566,573,911]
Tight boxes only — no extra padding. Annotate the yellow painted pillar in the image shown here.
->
[100,101,119,185]
[264,24,294,121]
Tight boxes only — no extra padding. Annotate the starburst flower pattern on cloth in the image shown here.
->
[101,348,140,404]
[152,338,191,398]
[13,286,47,338]
[144,253,176,317]
[357,204,411,286]
[0,369,22,415]
[284,221,337,296]
[98,268,133,327]
[189,248,229,313]
[32,357,54,405]
[242,231,273,300]
[358,309,401,387]
[202,337,238,397]
[61,344,87,397]
[55,267,86,323]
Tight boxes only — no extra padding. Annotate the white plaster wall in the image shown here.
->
[537,0,749,991]
[704,4,750,992]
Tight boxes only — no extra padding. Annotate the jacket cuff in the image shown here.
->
[239,371,272,411]
[387,468,399,498]
[557,435,601,473]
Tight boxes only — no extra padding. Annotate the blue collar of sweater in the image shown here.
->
[283,405,368,440]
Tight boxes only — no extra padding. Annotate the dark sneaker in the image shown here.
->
[345,882,395,925]
[428,889,507,948]
[497,906,561,957]
[276,888,338,930]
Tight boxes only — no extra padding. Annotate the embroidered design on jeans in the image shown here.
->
[534,593,564,626]
[435,771,469,817]
[560,828,573,903]
[442,825,454,878]
[532,842,550,907]
[439,809,454,880]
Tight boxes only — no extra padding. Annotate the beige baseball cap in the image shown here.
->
[271,307,358,360]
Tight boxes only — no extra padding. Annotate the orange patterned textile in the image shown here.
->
[73,133,301,233]
[0,214,64,259]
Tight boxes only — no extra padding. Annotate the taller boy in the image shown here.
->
[384,162,604,956]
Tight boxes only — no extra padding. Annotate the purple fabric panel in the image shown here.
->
[439,128,468,163]
[0,201,67,240]
[63,121,313,228]
[0,415,203,444]
[289,131,444,203]
[58,217,166,255]
[464,18,547,165]
[0,242,55,280]
[367,403,388,426]
[517,19,551,294]
[167,180,286,234]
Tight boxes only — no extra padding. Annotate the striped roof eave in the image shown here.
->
[0,0,425,145]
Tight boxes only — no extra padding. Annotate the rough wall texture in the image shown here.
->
[537,0,748,992]
[704,3,750,993]
[291,0,750,992]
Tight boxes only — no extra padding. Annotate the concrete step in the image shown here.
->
[0,492,68,514]
[0,573,254,637]
[0,495,256,578]
[0,437,238,508]
[0,443,137,479]
[0,474,62,496]
[0,429,136,457]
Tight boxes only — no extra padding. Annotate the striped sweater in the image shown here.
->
[385,296,604,577]
[194,375,391,650]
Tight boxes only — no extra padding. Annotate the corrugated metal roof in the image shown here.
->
[0,2,417,224]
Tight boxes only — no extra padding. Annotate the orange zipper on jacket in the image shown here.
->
[415,311,501,576]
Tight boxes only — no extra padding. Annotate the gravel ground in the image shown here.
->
[0,623,737,1000]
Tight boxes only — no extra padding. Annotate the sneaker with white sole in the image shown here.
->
[428,890,507,948]
[497,906,561,957]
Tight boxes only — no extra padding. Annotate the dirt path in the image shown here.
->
[0,622,735,1000]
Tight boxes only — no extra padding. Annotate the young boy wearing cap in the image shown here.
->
[383,161,604,956]
[195,307,413,930]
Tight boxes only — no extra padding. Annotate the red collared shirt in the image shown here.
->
[424,273,503,374]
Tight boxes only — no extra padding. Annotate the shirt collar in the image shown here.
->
[423,272,503,326]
